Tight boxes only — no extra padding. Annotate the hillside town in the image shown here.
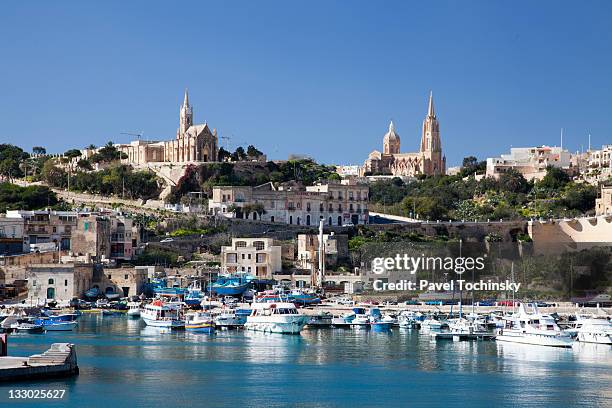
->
[0,88,610,308]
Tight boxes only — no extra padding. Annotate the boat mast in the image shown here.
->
[317,219,326,289]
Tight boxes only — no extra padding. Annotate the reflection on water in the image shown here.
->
[1,314,610,408]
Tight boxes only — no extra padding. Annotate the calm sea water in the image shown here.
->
[1,314,611,408]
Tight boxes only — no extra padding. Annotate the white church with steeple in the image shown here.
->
[117,89,219,164]
[361,92,446,177]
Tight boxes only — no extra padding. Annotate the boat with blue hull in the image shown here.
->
[185,311,214,333]
[210,274,253,296]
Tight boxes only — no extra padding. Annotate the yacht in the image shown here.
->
[141,300,184,329]
[496,303,574,347]
[420,315,448,332]
[244,302,308,334]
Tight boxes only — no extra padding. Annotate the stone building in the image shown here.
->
[296,233,349,271]
[596,185,612,216]
[116,90,218,165]
[92,266,148,298]
[361,92,446,177]
[26,263,94,302]
[220,238,282,279]
[209,179,369,226]
[71,215,111,262]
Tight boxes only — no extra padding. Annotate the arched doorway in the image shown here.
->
[328,216,332,225]
[337,216,342,226]
[289,216,293,224]
[306,215,311,226]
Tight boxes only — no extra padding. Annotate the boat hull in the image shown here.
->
[496,333,574,348]
[127,309,141,317]
[43,321,78,331]
[142,317,184,329]
[577,332,612,345]
[185,323,214,333]
[244,317,307,334]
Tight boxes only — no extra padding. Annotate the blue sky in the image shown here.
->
[1,1,611,167]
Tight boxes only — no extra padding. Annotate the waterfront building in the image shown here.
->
[116,89,219,165]
[596,184,612,216]
[93,266,148,298]
[26,263,94,302]
[220,238,282,279]
[361,92,446,177]
[209,179,369,226]
[486,145,573,181]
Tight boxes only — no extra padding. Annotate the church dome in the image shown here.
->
[383,121,400,154]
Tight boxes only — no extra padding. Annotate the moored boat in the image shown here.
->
[244,302,308,334]
[496,304,574,348]
[185,311,214,333]
[141,300,184,329]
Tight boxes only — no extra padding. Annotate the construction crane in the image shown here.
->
[120,131,144,140]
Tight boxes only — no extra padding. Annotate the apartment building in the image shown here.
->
[220,238,282,279]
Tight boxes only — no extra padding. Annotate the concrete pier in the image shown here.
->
[0,342,79,382]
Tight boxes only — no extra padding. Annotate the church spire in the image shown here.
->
[183,88,189,108]
[427,91,435,118]
[389,120,395,133]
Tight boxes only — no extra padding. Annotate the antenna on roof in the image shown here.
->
[560,128,564,150]
[121,131,144,140]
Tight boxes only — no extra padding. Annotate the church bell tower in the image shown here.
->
[178,89,193,138]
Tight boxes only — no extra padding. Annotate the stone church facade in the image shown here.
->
[361,92,445,177]
[118,90,218,165]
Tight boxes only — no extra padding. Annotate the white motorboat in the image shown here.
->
[398,311,421,329]
[141,300,184,329]
[575,317,612,345]
[420,316,448,332]
[214,308,249,328]
[496,303,574,347]
[127,301,141,317]
[351,315,370,328]
[244,302,308,334]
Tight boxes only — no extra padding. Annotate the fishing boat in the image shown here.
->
[210,274,253,296]
[127,301,141,317]
[185,311,214,333]
[11,320,45,334]
[244,302,308,334]
[496,303,574,348]
[141,300,184,329]
[35,313,79,331]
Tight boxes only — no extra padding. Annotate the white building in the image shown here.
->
[209,180,369,226]
[486,146,572,180]
[220,238,282,279]
[26,263,93,303]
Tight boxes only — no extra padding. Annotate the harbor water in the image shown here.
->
[2,314,611,407]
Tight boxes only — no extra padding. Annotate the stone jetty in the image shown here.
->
[0,339,79,381]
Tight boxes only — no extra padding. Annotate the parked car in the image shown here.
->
[160,238,174,243]
[497,300,519,306]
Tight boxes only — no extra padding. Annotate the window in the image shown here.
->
[254,241,265,250]
[64,279,68,286]
[248,254,252,260]
[289,216,293,224]
[124,274,129,280]
[48,278,54,285]
[235,241,247,249]
[242,254,246,260]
